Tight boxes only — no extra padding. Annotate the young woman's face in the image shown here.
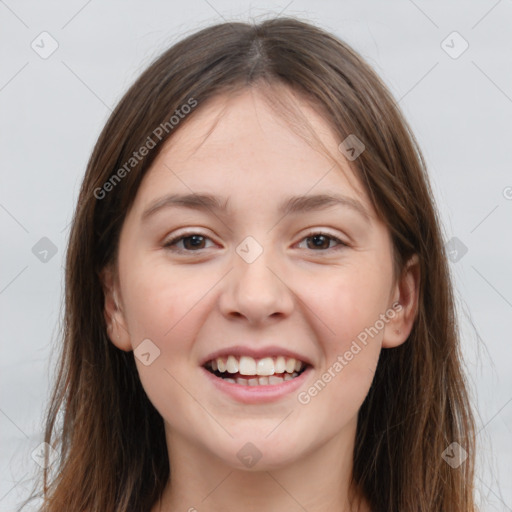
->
[105,87,414,471]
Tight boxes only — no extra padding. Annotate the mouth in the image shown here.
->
[203,355,310,386]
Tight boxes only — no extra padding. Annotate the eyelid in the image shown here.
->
[163,228,349,254]
[295,230,349,250]
[163,229,217,251]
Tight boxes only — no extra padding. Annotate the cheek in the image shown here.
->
[121,264,212,429]
[316,261,391,409]
[296,268,387,425]
[121,261,206,347]
[307,261,392,353]
[120,261,218,399]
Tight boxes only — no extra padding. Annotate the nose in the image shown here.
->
[218,246,294,326]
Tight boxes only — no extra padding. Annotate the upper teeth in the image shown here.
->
[209,355,305,376]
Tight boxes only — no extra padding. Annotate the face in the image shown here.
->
[102,87,418,471]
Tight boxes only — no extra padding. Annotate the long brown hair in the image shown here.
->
[20,17,477,512]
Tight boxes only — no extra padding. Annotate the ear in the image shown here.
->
[99,265,132,351]
[382,254,420,349]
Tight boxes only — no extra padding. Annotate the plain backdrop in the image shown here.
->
[1,1,511,510]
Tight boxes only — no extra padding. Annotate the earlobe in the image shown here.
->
[382,254,421,349]
[99,266,132,352]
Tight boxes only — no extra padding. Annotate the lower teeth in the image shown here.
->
[220,372,299,386]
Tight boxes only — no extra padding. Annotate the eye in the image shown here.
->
[163,232,216,253]
[297,231,348,251]
[163,230,348,254]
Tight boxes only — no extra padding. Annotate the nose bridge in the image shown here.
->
[220,235,294,323]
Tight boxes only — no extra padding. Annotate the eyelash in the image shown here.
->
[163,230,348,254]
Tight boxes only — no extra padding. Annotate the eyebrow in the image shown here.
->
[141,192,370,222]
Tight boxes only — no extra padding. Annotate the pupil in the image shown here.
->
[182,235,331,250]
[184,235,205,250]
[309,235,329,249]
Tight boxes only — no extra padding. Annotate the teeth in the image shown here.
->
[256,357,274,376]
[212,355,305,376]
[239,356,257,375]
[275,356,286,373]
[226,355,238,374]
[285,358,296,373]
[269,375,284,385]
[221,373,300,386]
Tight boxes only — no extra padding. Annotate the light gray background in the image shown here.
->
[1,1,511,510]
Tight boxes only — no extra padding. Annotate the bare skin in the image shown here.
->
[102,86,419,512]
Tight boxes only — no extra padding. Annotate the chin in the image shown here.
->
[211,434,306,472]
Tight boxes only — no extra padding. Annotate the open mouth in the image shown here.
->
[203,355,309,386]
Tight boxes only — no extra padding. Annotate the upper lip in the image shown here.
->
[200,345,313,367]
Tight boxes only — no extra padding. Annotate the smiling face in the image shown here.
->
[101,86,419,473]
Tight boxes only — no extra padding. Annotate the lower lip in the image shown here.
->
[201,366,313,404]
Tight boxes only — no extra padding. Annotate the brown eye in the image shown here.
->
[307,234,331,250]
[298,232,347,251]
[181,235,207,250]
[164,233,214,253]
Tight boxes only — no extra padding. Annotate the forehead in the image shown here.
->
[132,87,372,216]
